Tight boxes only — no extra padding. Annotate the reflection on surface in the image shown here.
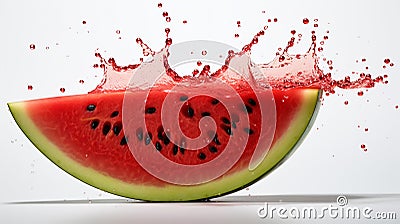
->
[5,194,400,204]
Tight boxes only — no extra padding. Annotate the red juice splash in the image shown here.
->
[89,7,389,96]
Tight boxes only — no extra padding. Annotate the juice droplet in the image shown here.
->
[60,87,65,93]
[364,128,368,132]
[27,85,33,90]
[361,144,366,148]
[82,21,86,24]
[344,100,349,105]
[273,18,278,22]
[116,30,121,34]
[303,18,309,24]
[314,24,318,27]
[291,30,296,35]
[237,21,241,27]
[166,17,171,22]
[261,10,266,13]
[384,58,390,64]
[165,38,172,46]
[182,20,187,24]
[29,44,35,50]
[192,69,199,76]
[395,105,399,109]
[234,33,239,38]
[357,91,364,96]
[162,11,168,17]
[45,46,49,50]
[362,58,366,62]
[157,3,162,8]
[79,80,84,84]
[201,50,207,56]
[197,61,202,66]
[390,62,394,67]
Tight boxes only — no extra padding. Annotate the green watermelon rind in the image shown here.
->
[8,89,320,201]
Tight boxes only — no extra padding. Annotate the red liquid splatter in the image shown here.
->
[82,21,86,24]
[273,18,278,22]
[234,33,239,38]
[344,101,349,105]
[384,58,390,64]
[29,44,35,50]
[197,61,202,66]
[157,3,162,8]
[27,85,33,90]
[116,30,121,34]
[396,105,399,109]
[90,7,389,96]
[183,20,187,24]
[364,128,368,132]
[60,88,65,93]
[357,91,364,96]
[79,80,84,84]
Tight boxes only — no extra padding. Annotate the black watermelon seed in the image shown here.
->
[213,134,221,145]
[187,106,194,117]
[145,107,156,114]
[86,104,96,111]
[211,98,219,105]
[110,111,119,118]
[179,95,189,101]
[222,125,232,136]
[179,147,185,154]
[201,112,211,117]
[221,117,230,125]
[112,122,122,136]
[243,105,253,114]
[248,98,257,106]
[120,136,127,145]
[244,127,254,135]
[198,152,206,160]
[102,122,111,135]
[209,146,218,153]
[136,128,143,141]
[90,119,100,129]
[157,126,164,140]
[163,135,170,145]
[145,133,152,145]
[155,142,162,151]
[172,145,178,155]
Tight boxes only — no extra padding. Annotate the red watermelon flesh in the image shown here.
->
[8,84,320,201]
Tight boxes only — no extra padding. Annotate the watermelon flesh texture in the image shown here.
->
[8,87,320,201]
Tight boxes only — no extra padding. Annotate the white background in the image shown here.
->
[0,0,399,223]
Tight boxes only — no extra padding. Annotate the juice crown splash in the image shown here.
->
[91,14,388,95]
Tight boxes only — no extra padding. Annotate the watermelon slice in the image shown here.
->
[8,84,320,201]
